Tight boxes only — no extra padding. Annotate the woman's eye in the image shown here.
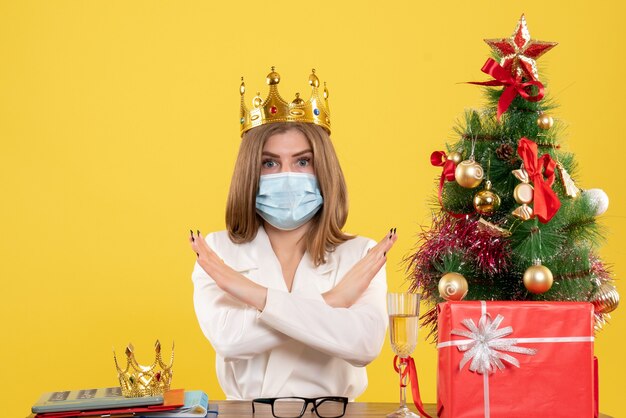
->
[297,158,310,167]
[262,160,277,168]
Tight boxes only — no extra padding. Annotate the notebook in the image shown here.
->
[32,387,163,414]
[34,389,184,418]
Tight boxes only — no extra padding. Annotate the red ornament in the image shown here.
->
[484,14,557,81]
[270,106,278,114]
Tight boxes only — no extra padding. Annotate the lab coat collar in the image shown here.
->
[230,225,337,276]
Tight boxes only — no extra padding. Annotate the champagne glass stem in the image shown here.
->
[399,359,407,409]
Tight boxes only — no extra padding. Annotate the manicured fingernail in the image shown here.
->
[384,251,387,257]
[190,229,195,241]
[197,230,200,236]
[196,252,199,257]
[393,227,397,234]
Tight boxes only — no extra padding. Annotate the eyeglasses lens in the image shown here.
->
[314,399,346,418]
[272,398,306,418]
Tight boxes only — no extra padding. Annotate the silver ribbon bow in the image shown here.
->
[451,313,537,374]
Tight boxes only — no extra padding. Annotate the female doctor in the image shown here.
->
[189,68,397,401]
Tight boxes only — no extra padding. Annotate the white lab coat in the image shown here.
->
[192,225,388,400]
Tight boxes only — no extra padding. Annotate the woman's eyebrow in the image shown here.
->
[292,149,313,157]
[261,149,313,158]
[261,151,280,157]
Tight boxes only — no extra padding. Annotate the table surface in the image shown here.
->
[212,400,613,418]
[24,400,613,417]
[215,400,437,417]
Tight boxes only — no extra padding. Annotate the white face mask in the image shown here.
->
[255,172,324,231]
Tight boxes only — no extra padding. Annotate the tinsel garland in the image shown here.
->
[406,213,512,340]
[590,255,612,284]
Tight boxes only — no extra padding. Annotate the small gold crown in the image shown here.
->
[239,67,331,136]
[113,340,174,397]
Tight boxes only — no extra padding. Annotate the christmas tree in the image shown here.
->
[407,14,619,340]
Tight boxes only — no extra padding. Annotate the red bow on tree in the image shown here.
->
[468,58,545,121]
[430,151,467,219]
[431,151,456,182]
[430,151,456,204]
[517,137,561,223]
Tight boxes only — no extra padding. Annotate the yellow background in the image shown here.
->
[1,1,624,416]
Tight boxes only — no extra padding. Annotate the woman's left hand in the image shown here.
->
[323,228,398,308]
[189,229,225,278]
[189,230,268,310]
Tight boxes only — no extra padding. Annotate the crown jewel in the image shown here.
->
[113,340,174,397]
[239,67,331,136]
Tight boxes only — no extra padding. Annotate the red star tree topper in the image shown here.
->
[484,14,557,81]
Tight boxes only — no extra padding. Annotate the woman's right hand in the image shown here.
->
[190,230,268,310]
[323,228,398,308]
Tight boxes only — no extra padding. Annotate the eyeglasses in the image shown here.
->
[252,396,348,418]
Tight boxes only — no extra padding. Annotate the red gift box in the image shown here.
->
[437,301,595,418]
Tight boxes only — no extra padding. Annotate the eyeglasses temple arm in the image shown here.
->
[252,398,276,414]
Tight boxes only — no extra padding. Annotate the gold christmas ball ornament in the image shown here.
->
[473,181,501,216]
[455,159,484,189]
[591,283,620,314]
[537,114,554,130]
[523,261,554,294]
[438,272,469,301]
[447,151,463,165]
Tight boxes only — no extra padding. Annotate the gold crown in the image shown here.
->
[113,340,174,397]
[239,67,331,136]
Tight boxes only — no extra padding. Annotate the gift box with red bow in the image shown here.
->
[437,301,597,418]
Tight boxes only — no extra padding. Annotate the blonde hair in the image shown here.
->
[225,122,354,265]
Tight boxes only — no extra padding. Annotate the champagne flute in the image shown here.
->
[387,292,421,418]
